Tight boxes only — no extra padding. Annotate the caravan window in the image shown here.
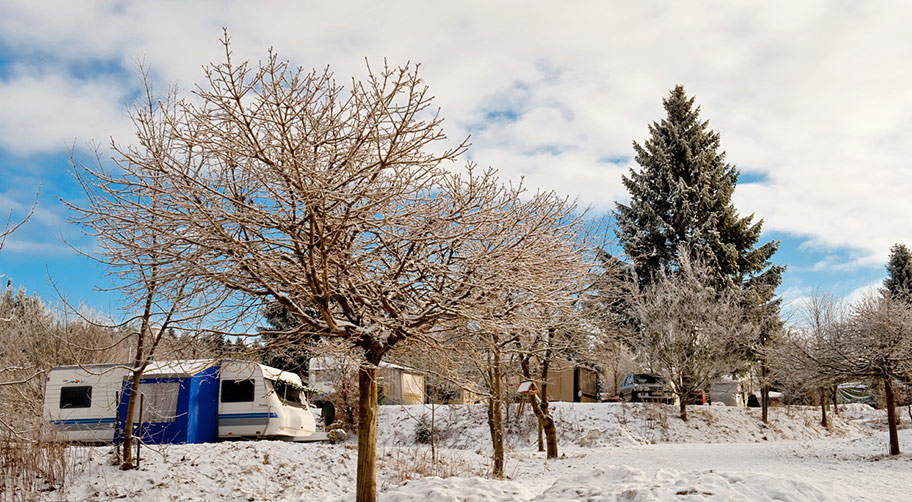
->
[221,379,255,403]
[60,386,92,408]
[268,379,306,408]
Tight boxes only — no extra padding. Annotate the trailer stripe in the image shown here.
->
[218,413,278,419]
[49,417,117,425]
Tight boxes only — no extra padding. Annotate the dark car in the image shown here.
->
[618,374,673,403]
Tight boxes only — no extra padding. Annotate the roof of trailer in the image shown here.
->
[142,359,219,376]
[48,359,302,381]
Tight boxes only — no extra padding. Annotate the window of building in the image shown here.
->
[60,386,92,408]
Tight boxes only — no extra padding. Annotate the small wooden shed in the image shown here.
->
[308,357,426,405]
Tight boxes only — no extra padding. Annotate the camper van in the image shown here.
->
[43,359,316,444]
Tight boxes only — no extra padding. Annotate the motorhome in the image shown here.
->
[43,359,316,444]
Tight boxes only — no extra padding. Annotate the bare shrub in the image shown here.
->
[0,287,133,421]
[380,446,483,486]
[0,419,82,501]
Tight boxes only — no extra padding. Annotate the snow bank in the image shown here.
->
[378,402,868,449]
[58,442,358,501]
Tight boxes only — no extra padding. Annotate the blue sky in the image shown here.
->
[0,1,907,320]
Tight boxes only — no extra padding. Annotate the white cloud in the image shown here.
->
[0,71,134,155]
[780,280,882,327]
[2,0,912,270]
[0,238,73,256]
[843,281,882,308]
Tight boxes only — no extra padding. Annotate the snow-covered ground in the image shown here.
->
[41,403,912,501]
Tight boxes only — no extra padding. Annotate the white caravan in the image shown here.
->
[217,361,316,440]
[43,360,316,443]
[43,364,128,443]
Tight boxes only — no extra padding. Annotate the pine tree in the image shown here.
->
[615,85,783,293]
[883,243,912,302]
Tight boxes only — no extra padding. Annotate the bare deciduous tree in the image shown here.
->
[0,290,133,425]
[456,188,588,474]
[580,247,639,398]
[815,296,912,455]
[631,249,755,421]
[89,32,593,499]
[0,190,37,299]
[773,289,846,427]
[66,86,233,468]
[515,316,595,461]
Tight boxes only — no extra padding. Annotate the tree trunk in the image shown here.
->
[543,415,558,458]
[884,376,900,455]
[819,388,828,428]
[120,370,142,470]
[121,298,154,470]
[679,396,688,422]
[486,348,505,478]
[540,331,555,456]
[520,354,557,459]
[525,394,558,459]
[527,396,558,459]
[430,401,437,464]
[760,360,769,424]
[356,354,380,502]
[831,386,839,416]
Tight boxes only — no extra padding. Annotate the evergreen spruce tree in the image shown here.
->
[884,243,912,302]
[616,87,785,421]
[615,85,783,294]
[257,301,320,377]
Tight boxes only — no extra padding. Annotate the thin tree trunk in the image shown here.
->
[120,370,142,469]
[819,388,828,428]
[520,354,557,459]
[679,396,688,421]
[526,395,558,458]
[884,376,900,455]
[114,392,121,463]
[486,347,505,478]
[430,401,436,464]
[120,327,149,471]
[831,386,839,416]
[121,296,155,470]
[540,329,554,456]
[135,393,144,469]
[356,354,380,502]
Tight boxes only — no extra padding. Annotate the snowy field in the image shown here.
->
[41,403,912,501]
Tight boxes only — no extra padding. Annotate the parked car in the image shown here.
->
[618,374,673,403]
